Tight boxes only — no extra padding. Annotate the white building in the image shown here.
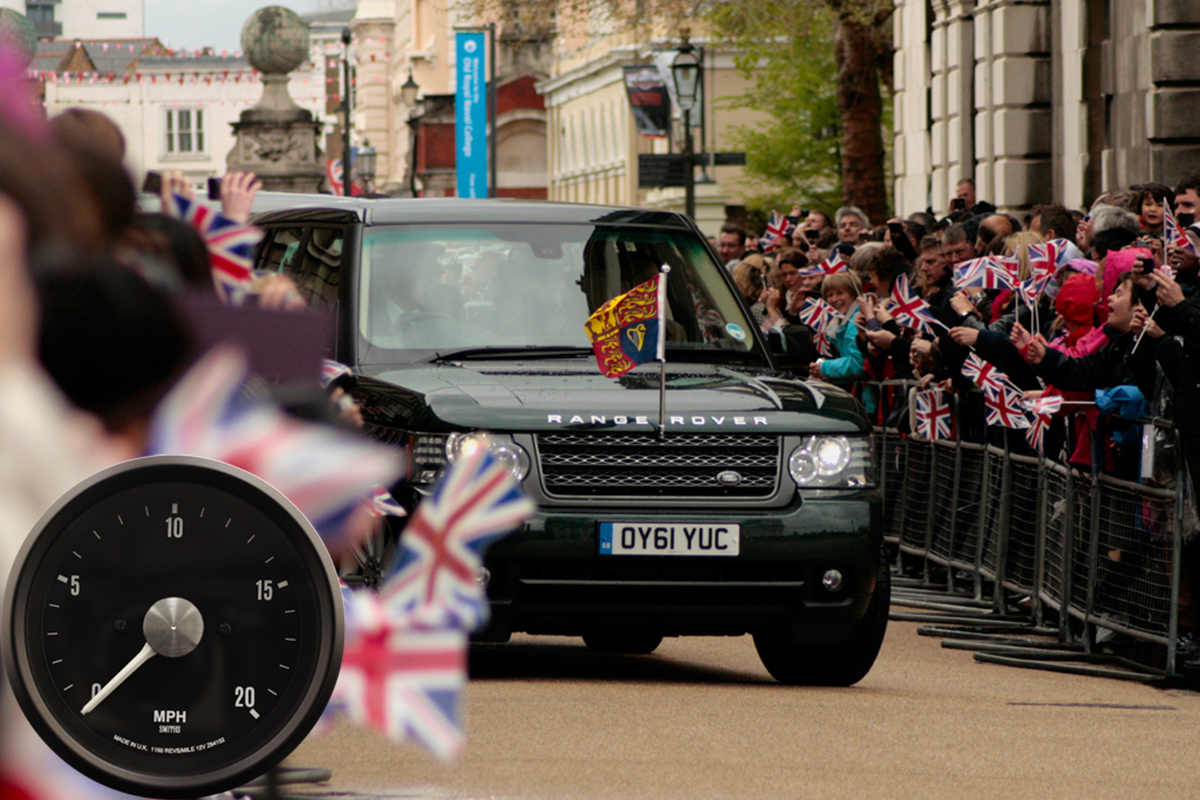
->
[13,0,144,40]
[35,38,332,186]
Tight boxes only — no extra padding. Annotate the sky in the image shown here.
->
[144,0,346,54]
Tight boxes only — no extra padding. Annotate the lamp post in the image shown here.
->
[340,26,353,196]
[671,44,702,221]
[400,72,420,197]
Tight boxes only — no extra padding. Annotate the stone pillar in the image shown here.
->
[1053,0,1089,209]
[226,6,325,193]
[930,0,975,213]
[974,0,1052,213]
[1148,0,1200,182]
[892,0,933,215]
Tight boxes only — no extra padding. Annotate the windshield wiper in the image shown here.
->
[430,346,595,362]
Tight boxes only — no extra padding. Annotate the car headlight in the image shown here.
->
[789,435,875,489]
[445,431,531,481]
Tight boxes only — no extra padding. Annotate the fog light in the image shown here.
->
[822,569,845,592]
[477,567,492,587]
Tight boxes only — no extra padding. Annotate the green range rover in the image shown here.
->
[253,198,887,685]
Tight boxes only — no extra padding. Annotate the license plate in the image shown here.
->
[598,523,740,556]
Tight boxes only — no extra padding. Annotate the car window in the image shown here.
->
[259,228,303,275]
[260,227,343,311]
[357,223,760,360]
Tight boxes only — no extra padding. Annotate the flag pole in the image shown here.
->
[657,265,671,440]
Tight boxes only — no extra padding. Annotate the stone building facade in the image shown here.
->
[892,0,1200,215]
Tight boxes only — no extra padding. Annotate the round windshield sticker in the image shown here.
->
[725,323,747,341]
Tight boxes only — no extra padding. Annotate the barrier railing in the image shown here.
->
[865,379,1187,677]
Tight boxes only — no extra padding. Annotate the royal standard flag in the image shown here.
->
[584,270,668,377]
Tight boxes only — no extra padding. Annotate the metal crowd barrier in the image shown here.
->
[865,379,1187,678]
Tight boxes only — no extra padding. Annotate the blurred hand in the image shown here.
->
[948,326,978,347]
[808,361,824,379]
[911,337,933,359]
[786,289,807,315]
[330,387,363,428]
[761,287,781,313]
[1152,269,1185,308]
[865,328,896,349]
[159,170,193,210]
[1010,322,1032,350]
[1130,305,1149,335]
[950,291,975,317]
[0,195,36,366]
[254,273,307,312]
[1025,335,1047,364]
[221,171,263,224]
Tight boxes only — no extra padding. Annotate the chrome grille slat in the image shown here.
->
[536,433,780,499]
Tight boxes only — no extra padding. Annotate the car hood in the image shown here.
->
[356,361,868,434]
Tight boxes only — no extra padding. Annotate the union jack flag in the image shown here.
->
[914,388,952,441]
[953,256,1019,291]
[379,447,535,631]
[961,353,1020,396]
[804,250,848,277]
[330,615,468,761]
[983,382,1032,429]
[797,297,839,357]
[889,274,945,335]
[1164,204,1196,255]
[166,192,261,304]
[322,358,354,388]
[1023,390,1063,453]
[1016,242,1060,305]
[145,344,406,550]
[369,484,408,517]
[759,210,795,253]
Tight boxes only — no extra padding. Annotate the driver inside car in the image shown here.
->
[378,241,464,330]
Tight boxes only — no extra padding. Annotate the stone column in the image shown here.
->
[930,0,975,213]
[892,0,933,215]
[1149,0,1200,181]
[226,6,325,193]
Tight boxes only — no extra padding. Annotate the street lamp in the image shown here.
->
[341,26,353,196]
[357,139,377,189]
[671,44,702,221]
[400,72,421,197]
[399,72,419,108]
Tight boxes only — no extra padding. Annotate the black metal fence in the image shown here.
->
[872,380,1186,676]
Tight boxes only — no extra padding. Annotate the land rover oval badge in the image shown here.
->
[717,470,743,486]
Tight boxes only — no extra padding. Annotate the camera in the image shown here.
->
[208,177,223,201]
[1179,212,1195,229]
[141,171,162,194]
[951,197,966,211]
[1136,256,1154,275]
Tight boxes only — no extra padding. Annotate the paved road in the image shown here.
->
[284,619,1200,799]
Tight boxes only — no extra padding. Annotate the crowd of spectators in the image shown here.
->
[724,175,1200,659]
[0,61,402,798]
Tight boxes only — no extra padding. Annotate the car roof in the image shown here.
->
[251,197,696,229]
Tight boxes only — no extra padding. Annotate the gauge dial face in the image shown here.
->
[3,457,343,798]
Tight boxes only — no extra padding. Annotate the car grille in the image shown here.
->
[536,432,780,499]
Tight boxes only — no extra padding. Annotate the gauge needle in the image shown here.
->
[81,641,156,715]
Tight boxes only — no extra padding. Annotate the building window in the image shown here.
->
[164,108,205,155]
[98,11,128,19]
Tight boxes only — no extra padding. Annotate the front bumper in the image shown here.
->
[478,489,882,640]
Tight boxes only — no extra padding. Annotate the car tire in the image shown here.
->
[752,548,890,686]
[582,630,664,655]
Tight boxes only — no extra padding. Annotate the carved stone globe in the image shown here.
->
[0,9,37,69]
[240,6,310,76]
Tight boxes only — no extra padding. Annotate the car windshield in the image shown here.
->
[358,222,764,364]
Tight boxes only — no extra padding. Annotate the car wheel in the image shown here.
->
[753,548,890,686]
[582,630,664,655]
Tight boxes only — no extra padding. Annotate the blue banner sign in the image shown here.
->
[456,32,488,198]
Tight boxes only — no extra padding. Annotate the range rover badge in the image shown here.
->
[716,470,743,486]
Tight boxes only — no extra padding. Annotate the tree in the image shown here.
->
[465,0,894,221]
[708,1,843,217]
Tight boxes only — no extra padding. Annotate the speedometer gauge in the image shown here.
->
[2,455,343,798]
